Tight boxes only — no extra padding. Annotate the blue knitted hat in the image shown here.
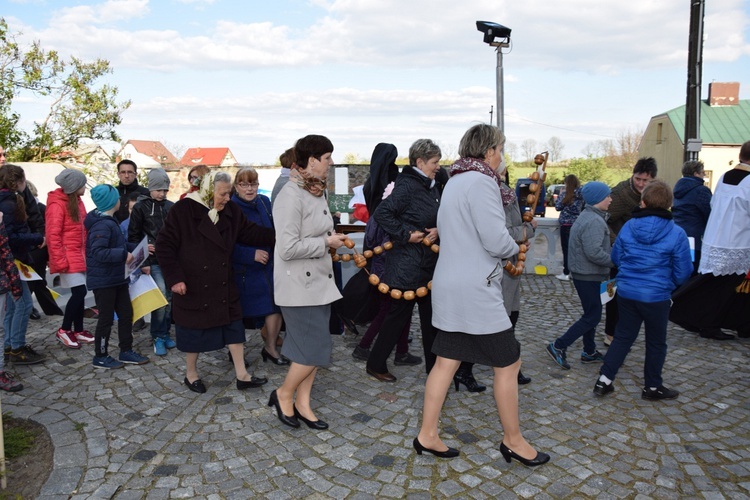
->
[582,182,611,206]
[91,184,119,212]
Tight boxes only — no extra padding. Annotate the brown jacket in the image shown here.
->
[607,177,640,244]
[156,198,274,329]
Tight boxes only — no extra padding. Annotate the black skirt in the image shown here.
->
[176,319,246,353]
[432,327,520,368]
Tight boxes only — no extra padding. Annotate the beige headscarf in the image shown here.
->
[186,171,220,224]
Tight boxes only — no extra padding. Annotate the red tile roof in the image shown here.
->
[123,140,179,166]
[180,147,234,167]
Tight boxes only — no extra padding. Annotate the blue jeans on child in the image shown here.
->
[4,281,32,350]
[148,265,172,341]
[559,225,572,275]
[554,279,601,355]
[600,296,670,388]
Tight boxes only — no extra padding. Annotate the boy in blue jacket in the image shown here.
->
[594,180,692,399]
[85,185,149,369]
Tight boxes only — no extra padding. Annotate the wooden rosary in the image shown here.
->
[332,236,528,299]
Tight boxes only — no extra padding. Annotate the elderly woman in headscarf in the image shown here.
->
[156,172,275,394]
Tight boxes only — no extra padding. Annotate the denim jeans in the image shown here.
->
[0,293,7,371]
[4,281,32,350]
[148,265,172,340]
[559,224,572,275]
[554,279,601,355]
[600,296,670,388]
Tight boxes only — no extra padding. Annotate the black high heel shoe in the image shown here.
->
[293,405,329,430]
[236,375,268,390]
[267,390,300,428]
[413,437,459,458]
[261,348,290,366]
[517,370,532,385]
[453,371,487,392]
[500,442,550,467]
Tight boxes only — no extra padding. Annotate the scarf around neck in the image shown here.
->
[450,156,515,205]
[290,168,327,197]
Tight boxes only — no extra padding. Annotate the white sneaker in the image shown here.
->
[555,274,570,281]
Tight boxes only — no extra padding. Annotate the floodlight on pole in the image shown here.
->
[476,21,511,132]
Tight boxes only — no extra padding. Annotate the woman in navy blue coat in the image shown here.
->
[672,160,711,274]
[231,168,286,365]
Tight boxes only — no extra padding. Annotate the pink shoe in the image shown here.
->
[56,329,80,349]
[74,330,95,344]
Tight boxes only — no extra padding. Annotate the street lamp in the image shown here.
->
[476,21,512,131]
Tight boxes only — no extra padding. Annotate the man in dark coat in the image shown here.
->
[114,160,149,223]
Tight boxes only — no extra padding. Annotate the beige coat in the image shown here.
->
[272,182,342,307]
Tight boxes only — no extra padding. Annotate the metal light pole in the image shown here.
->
[684,0,705,162]
[476,21,512,131]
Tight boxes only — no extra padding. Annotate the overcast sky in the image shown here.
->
[4,0,749,164]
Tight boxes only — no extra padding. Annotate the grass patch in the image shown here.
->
[3,425,36,459]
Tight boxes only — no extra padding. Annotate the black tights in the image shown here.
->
[62,285,86,332]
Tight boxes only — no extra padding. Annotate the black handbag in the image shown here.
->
[334,267,380,327]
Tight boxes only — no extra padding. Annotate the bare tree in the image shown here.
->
[581,139,614,158]
[547,136,565,162]
[160,140,187,162]
[614,128,644,169]
[521,139,537,162]
[504,141,518,163]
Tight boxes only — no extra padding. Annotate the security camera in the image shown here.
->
[476,21,511,44]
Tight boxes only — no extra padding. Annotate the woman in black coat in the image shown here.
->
[156,172,275,394]
[365,139,442,382]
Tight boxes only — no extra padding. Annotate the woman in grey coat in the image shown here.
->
[268,135,348,430]
[414,124,549,467]
[454,170,536,390]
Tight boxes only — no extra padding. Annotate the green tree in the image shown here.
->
[0,18,131,161]
[565,156,606,183]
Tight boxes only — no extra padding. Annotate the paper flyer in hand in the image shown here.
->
[14,260,42,281]
[600,278,617,305]
[125,236,150,278]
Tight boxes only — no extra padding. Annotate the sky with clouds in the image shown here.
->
[4,0,749,164]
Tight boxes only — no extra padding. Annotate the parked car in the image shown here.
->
[547,184,564,207]
[515,178,546,217]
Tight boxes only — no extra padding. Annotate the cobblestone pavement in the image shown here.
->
[4,275,750,499]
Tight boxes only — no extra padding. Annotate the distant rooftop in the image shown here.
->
[664,99,750,145]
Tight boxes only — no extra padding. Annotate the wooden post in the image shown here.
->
[0,395,6,489]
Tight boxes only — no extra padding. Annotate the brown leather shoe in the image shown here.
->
[366,367,397,382]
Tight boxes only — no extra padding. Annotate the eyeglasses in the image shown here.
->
[189,176,199,182]
[237,182,259,189]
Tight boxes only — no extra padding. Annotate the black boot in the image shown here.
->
[453,370,487,392]
[517,370,531,385]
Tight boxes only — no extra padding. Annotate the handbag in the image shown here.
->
[334,267,380,326]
